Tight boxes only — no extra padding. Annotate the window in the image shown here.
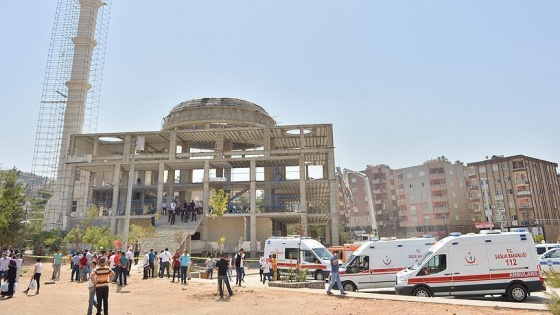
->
[345,255,369,274]
[422,193,427,199]
[352,188,357,193]
[301,250,317,263]
[478,166,486,174]
[351,177,357,183]
[424,204,429,210]
[410,205,417,212]
[419,171,425,177]
[507,189,513,195]
[364,196,368,202]
[504,176,511,182]
[452,192,456,197]
[409,194,414,201]
[407,173,413,179]
[449,170,454,175]
[494,178,501,184]
[72,201,78,212]
[75,170,81,181]
[502,163,509,170]
[285,248,299,260]
[409,184,413,189]
[455,215,459,221]
[418,254,447,276]
[454,203,458,209]
[492,164,499,172]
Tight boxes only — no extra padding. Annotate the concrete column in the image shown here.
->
[169,130,177,161]
[327,149,340,246]
[110,163,121,234]
[156,162,165,218]
[250,159,257,252]
[299,155,308,235]
[201,161,211,242]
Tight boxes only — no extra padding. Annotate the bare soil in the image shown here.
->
[0,262,549,315]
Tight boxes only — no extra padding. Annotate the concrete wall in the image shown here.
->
[205,216,272,251]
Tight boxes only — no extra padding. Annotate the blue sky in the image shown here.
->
[1,1,559,173]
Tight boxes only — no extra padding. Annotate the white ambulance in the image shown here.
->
[395,231,544,302]
[264,236,334,280]
[339,237,436,291]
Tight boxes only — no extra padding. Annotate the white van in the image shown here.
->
[339,237,436,291]
[536,243,560,255]
[395,231,544,302]
[539,247,560,272]
[264,236,334,280]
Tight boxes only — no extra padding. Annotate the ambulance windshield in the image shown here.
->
[313,248,334,260]
[409,251,433,271]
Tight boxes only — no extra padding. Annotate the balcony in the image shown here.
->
[397,200,406,206]
[519,204,534,210]
[374,199,383,205]
[432,196,448,202]
[371,178,385,184]
[517,190,532,197]
[434,207,449,213]
[512,163,527,171]
[494,195,504,201]
[470,185,478,190]
[515,179,529,185]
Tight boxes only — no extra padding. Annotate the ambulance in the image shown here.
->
[339,237,436,291]
[264,236,334,280]
[395,231,544,302]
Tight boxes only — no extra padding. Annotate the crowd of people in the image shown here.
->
[159,199,203,226]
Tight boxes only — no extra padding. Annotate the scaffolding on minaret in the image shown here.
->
[30,0,111,230]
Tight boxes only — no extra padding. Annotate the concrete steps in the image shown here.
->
[141,216,203,252]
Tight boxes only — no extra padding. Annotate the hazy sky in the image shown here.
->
[1,1,559,173]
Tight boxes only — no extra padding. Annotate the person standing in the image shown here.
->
[23,257,43,295]
[148,249,156,278]
[0,252,10,280]
[132,241,141,266]
[160,248,172,278]
[234,249,246,286]
[161,200,167,215]
[13,253,23,283]
[326,251,346,296]
[72,251,82,282]
[179,250,191,284]
[205,255,216,280]
[169,201,176,223]
[258,253,266,282]
[0,260,17,298]
[216,253,233,299]
[51,249,62,281]
[118,253,128,286]
[91,257,114,315]
[171,250,181,282]
[142,250,150,279]
[262,255,273,284]
[126,247,133,274]
[87,261,98,315]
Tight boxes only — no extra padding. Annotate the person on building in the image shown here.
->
[87,261,98,315]
[161,200,167,215]
[258,253,266,282]
[132,241,141,265]
[91,257,114,315]
[171,250,181,282]
[23,257,42,295]
[0,260,17,298]
[169,201,176,223]
[216,253,233,299]
[179,250,191,284]
[326,251,346,296]
[205,255,216,280]
[191,204,197,222]
[51,249,62,281]
[118,252,128,286]
[234,248,247,286]
[170,209,176,225]
[160,248,172,278]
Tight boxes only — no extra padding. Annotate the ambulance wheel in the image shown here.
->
[508,284,528,302]
[412,287,432,298]
[315,271,326,281]
[343,282,357,292]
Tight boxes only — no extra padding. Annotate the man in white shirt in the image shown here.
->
[126,248,133,274]
[109,251,116,279]
[0,252,10,280]
[169,202,176,223]
[142,250,150,279]
[159,248,172,278]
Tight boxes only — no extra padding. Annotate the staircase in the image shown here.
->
[141,213,203,252]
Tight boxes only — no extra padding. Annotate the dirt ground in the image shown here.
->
[0,261,550,315]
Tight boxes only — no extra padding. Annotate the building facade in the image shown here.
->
[58,98,341,252]
[467,155,560,242]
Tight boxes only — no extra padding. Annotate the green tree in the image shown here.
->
[64,204,100,249]
[0,168,27,246]
[209,188,229,254]
[545,271,560,314]
[83,226,115,250]
[127,224,156,245]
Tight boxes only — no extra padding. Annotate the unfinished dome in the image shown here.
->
[162,98,276,130]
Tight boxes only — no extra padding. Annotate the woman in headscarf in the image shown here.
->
[1,259,17,298]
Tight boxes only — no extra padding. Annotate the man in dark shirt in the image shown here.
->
[216,253,233,299]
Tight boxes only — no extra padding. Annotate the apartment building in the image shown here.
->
[467,155,560,242]
[396,159,473,238]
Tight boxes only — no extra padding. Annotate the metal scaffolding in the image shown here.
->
[30,0,111,229]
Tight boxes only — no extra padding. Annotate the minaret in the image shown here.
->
[45,0,104,229]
